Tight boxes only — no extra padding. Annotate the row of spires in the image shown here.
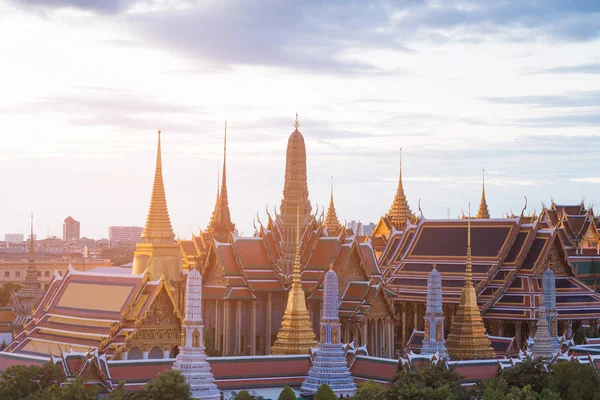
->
[140,115,492,248]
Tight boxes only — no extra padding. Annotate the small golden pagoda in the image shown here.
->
[477,169,490,219]
[446,209,495,360]
[207,121,235,243]
[323,177,342,237]
[271,206,317,355]
[132,130,183,283]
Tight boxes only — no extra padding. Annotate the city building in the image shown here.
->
[63,216,80,242]
[109,226,144,247]
[4,234,24,244]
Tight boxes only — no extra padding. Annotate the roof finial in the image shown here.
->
[294,112,300,129]
[330,176,334,203]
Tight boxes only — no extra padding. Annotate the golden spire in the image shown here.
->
[141,130,175,244]
[477,169,490,219]
[323,176,342,236]
[207,121,235,241]
[271,205,317,355]
[446,205,495,360]
[387,147,413,230]
[279,112,312,275]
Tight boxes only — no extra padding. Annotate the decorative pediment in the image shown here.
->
[539,244,570,277]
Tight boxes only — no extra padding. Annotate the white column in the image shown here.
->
[143,351,149,360]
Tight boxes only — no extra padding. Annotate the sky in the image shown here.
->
[1,0,599,240]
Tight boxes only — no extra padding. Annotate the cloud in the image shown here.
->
[571,177,600,184]
[539,63,600,74]
[481,91,600,108]
[9,0,127,13]
[7,1,600,74]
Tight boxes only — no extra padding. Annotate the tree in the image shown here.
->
[498,358,549,393]
[314,384,337,400]
[0,282,20,306]
[390,362,469,400]
[386,382,455,400]
[204,327,222,357]
[0,363,65,399]
[574,326,600,345]
[109,381,133,400]
[138,370,191,400]
[52,378,99,400]
[235,390,255,400]
[548,361,600,400]
[354,380,385,400]
[278,386,297,400]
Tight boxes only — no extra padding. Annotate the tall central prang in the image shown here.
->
[279,113,312,276]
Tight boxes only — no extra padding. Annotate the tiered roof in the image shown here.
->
[6,267,180,358]
[381,216,600,321]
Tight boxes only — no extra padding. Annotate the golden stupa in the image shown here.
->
[271,206,317,355]
[446,209,495,360]
[132,130,182,282]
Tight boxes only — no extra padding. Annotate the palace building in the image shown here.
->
[3,116,600,395]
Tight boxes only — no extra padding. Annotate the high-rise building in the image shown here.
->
[362,222,376,236]
[4,234,24,243]
[109,226,144,245]
[63,216,80,242]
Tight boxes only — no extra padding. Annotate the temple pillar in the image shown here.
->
[251,300,257,355]
[354,324,359,346]
[123,352,128,360]
[143,351,149,360]
[236,301,242,354]
[266,293,272,354]
[215,300,221,351]
[164,349,169,359]
[401,306,407,349]
[387,319,396,358]
[515,322,522,349]
[223,301,230,355]
[363,319,368,353]
[498,321,504,337]
[413,307,419,331]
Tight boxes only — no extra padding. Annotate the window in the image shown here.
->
[37,271,41,277]
[4,272,8,278]
[15,271,20,278]
[44,271,50,278]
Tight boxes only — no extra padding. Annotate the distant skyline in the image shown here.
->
[1,0,599,239]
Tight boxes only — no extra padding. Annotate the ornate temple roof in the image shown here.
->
[381,215,600,321]
[6,267,180,358]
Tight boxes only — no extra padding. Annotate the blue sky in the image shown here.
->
[0,0,599,239]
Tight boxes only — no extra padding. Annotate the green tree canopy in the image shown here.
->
[234,390,255,400]
[314,384,337,400]
[138,370,191,400]
[0,362,65,399]
[278,386,297,400]
[354,380,385,400]
[548,361,600,400]
[498,358,549,394]
[390,362,469,400]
